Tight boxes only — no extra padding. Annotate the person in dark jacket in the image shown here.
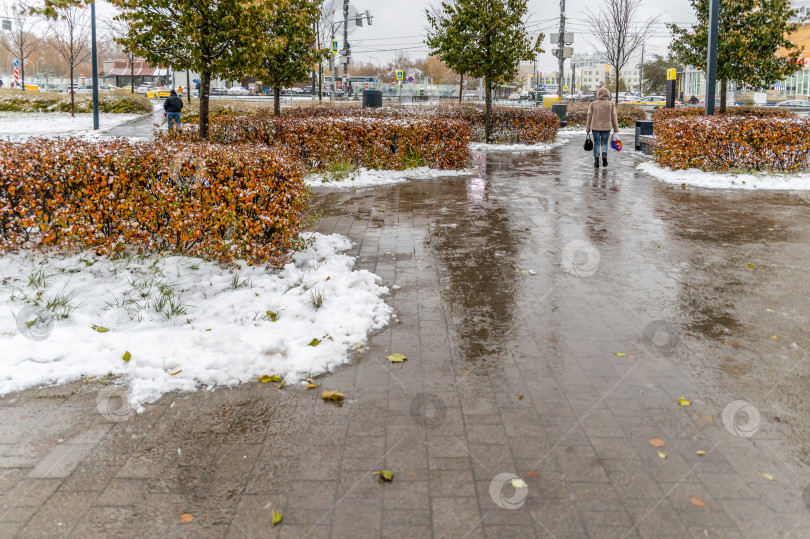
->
[163,90,183,131]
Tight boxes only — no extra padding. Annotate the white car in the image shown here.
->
[227,86,249,95]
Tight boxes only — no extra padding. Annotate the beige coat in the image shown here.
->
[586,87,620,133]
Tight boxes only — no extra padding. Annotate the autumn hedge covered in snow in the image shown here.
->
[279,105,560,145]
[654,116,810,172]
[167,115,472,171]
[0,139,308,265]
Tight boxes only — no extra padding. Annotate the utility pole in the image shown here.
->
[557,0,565,96]
[342,0,349,99]
[90,0,99,130]
[639,43,644,94]
[705,0,720,115]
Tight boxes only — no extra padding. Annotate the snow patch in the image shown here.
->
[0,233,394,408]
[0,112,145,140]
[637,161,810,191]
[469,139,569,152]
[305,167,474,189]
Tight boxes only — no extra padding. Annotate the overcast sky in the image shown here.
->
[330,0,697,73]
[84,0,698,74]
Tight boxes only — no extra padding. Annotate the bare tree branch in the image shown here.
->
[585,0,653,102]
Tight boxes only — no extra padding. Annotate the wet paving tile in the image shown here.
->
[2,139,810,536]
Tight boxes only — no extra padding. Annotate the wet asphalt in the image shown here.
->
[1,137,810,538]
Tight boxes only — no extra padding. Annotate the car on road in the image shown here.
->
[507,93,520,100]
[227,86,249,95]
[776,100,810,107]
[539,93,562,108]
[136,84,154,95]
[146,86,172,99]
[209,87,229,96]
[627,95,666,108]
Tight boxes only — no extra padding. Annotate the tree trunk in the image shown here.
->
[20,55,25,92]
[130,55,134,94]
[719,77,728,114]
[485,76,492,143]
[274,87,281,115]
[458,73,463,104]
[199,71,211,140]
[614,67,620,104]
[69,65,75,117]
[319,60,323,101]
[186,71,191,104]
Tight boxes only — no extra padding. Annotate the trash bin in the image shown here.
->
[635,120,653,151]
[551,103,567,128]
[362,90,382,108]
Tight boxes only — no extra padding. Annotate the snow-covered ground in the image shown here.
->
[305,166,474,189]
[469,138,569,152]
[638,161,810,191]
[0,111,144,140]
[0,233,393,409]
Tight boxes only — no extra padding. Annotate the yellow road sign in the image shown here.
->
[331,40,339,54]
[396,70,404,81]
[667,68,677,80]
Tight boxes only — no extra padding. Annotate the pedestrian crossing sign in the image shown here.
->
[396,70,404,81]
[331,40,339,54]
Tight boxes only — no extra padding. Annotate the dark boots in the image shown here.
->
[594,156,600,168]
[602,153,608,167]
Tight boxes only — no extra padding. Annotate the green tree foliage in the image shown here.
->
[605,72,628,93]
[252,0,324,115]
[426,0,543,142]
[640,54,676,95]
[111,0,284,139]
[670,0,803,112]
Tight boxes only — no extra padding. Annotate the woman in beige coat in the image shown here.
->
[585,87,620,168]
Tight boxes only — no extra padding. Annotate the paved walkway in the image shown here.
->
[2,139,810,538]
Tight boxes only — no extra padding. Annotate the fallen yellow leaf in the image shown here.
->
[277,380,285,389]
[180,513,193,523]
[460,370,471,375]
[169,370,182,376]
[690,496,706,507]
[758,471,774,481]
[649,438,666,448]
[679,398,692,406]
[614,352,626,357]
[387,353,407,363]
[322,390,343,401]
[122,351,131,362]
[272,511,282,526]
[657,451,667,459]
[696,450,707,456]
[771,335,778,339]
[516,394,523,400]
[747,264,755,269]
[306,384,318,389]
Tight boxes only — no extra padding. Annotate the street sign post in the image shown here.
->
[666,68,677,108]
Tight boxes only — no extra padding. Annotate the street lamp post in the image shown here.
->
[705,0,720,115]
[91,0,99,130]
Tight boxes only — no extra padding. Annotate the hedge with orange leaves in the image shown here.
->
[0,139,308,265]
[278,105,560,145]
[168,115,471,170]
[654,116,810,172]
[652,106,794,122]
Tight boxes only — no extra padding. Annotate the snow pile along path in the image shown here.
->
[638,161,810,191]
[469,138,569,152]
[0,233,393,408]
[0,111,143,140]
[305,166,474,189]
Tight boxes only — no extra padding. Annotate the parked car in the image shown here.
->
[627,95,666,108]
[507,93,520,101]
[776,100,810,107]
[209,87,229,96]
[146,86,172,99]
[136,84,153,95]
[76,85,94,94]
[227,86,249,95]
[539,93,562,108]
